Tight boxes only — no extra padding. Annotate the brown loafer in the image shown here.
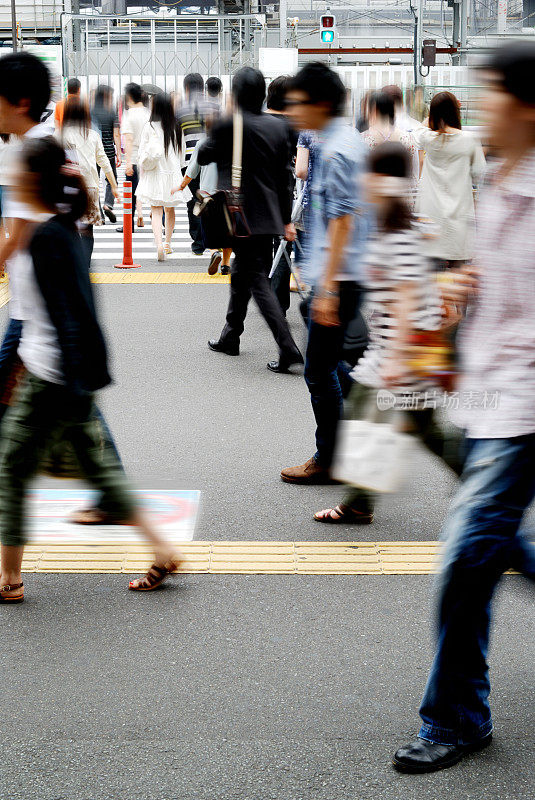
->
[281,456,334,485]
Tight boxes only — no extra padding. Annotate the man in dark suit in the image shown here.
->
[198,67,303,372]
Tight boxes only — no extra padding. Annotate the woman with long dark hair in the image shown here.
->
[0,137,182,603]
[137,92,190,261]
[414,91,486,269]
[58,97,119,265]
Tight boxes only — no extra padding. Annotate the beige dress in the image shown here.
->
[413,128,486,261]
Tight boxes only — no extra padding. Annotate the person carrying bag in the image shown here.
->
[195,111,250,249]
[314,143,464,525]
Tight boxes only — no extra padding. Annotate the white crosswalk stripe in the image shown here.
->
[95,167,209,263]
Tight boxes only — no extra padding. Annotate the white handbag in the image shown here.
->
[138,127,164,172]
[331,417,411,494]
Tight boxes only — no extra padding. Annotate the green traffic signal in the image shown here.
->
[321,30,334,43]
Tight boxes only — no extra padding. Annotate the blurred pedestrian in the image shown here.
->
[295,127,319,282]
[206,76,223,113]
[266,75,299,316]
[137,93,189,262]
[0,52,52,397]
[393,40,535,773]
[362,92,417,182]
[314,143,463,524]
[177,73,211,255]
[58,98,119,265]
[91,84,121,224]
[414,92,486,270]
[174,113,231,275]
[118,83,150,233]
[54,78,81,130]
[199,67,302,370]
[0,138,183,604]
[281,63,367,483]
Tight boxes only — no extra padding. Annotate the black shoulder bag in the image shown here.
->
[196,111,251,249]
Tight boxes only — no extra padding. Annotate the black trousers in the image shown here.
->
[129,164,139,233]
[104,156,118,208]
[220,234,301,358]
[182,169,204,252]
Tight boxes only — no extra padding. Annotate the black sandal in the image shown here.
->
[314,504,373,524]
[129,560,181,592]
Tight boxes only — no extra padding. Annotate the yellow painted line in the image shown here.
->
[90,272,230,284]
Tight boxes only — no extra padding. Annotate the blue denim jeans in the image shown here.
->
[419,434,535,746]
[0,318,23,379]
[304,282,361,468]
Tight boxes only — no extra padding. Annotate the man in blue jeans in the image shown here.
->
[393,41,535,773]
[280,63,368,484]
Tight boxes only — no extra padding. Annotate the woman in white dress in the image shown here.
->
[413,92,486,269]
[137,93,190,262]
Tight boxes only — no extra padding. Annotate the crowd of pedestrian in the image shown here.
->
[0,41,534,777]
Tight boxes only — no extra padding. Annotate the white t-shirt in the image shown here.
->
[2,124,50,321]
[121,106,150,164]
[17,214,64,384]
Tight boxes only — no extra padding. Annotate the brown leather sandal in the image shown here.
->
[0,582,24,604]
[313,504,373,524]
[128,560,180,592]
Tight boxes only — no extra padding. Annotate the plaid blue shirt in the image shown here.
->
[304,117,368,286]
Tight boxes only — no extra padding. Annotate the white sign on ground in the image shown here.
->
[26,489,200,544]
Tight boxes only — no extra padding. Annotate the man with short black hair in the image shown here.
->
[117,82,149,233]
[177,73,211,255]
[280,62,368,482]
[54,77,81,129]
[206,76,223,101]
[393,41,535,774]
[198,67,302,369]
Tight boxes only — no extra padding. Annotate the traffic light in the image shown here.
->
[320,14,336,44]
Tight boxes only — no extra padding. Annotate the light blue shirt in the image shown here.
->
[303,117,368,286]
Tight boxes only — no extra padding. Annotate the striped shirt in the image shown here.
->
[177,99,220,166]
[354,226,442,392]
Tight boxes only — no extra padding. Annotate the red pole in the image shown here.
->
[115,180,141,269]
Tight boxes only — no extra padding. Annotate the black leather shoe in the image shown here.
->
[103,205,116,224]
[267,352,304,374]
[208,339,239,356]
[393,734,492,774]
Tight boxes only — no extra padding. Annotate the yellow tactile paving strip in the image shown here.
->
[0,275,9,308]
[19,541,450,575]
[90,272,230,284]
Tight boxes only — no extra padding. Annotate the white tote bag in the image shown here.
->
[331,418,411,493]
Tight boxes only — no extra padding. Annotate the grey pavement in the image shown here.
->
[1,575,533,800]
[1,255,534,799]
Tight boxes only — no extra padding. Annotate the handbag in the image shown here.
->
[138,126,164,172]
[196,112,251,249]
[331,400,411,493]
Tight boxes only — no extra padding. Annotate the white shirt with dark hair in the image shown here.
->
[121,106,150,164]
